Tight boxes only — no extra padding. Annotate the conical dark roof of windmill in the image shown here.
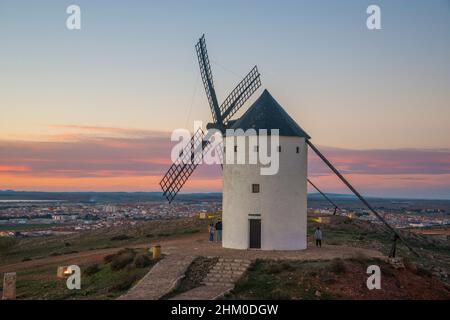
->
[230,89,310,138]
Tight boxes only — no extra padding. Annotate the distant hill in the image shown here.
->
[1,191,449,208]
[308,192,358,200]
[0,190,221,203]
[0,190,359,203]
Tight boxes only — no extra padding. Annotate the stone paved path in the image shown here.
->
[170,258,251,300]
[112,233,386,300]
[118,254,195,300]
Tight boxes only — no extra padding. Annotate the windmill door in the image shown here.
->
[249,219,261,249]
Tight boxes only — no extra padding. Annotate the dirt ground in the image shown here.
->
[0,231,386,274]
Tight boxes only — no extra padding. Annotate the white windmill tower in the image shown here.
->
[160,35,420,256]
[222,90,310,250]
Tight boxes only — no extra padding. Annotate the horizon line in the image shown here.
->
[1,190,450,201]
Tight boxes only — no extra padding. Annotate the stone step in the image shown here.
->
[215,263,248,267]
[204,275,240,282]
[202,281,235,286]
[212,265,247,271]
[208,270,244,275]
[216,258,250,263]
[204,274,240,280]
[203,276,236,282]
[197,258,251,291]
[209,271,244,276]
[203,278,240,285]
[201,282,234,287]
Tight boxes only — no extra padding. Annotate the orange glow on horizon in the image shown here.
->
[0,173,223,192]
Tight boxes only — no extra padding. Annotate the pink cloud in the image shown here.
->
[1,126,450,197]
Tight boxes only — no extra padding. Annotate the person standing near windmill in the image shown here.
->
[314,227,323,248]
[208,223,215,242]
[215,220,223,242]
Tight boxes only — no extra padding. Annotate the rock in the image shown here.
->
[388,257,405,269]
[315,290,321,297]
[2,273,16,300]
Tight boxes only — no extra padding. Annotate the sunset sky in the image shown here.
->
[1,0,450,199]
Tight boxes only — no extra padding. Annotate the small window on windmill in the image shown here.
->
[254,145,259,152]
[252,184,260,193]
[296,147,300,154]
[278,146,281,152]
[234,145,238,152]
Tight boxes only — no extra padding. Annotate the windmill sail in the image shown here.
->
[220,66,261,125]
[195,35,222,124]
[160,34,261,203]
[159,128,212,203]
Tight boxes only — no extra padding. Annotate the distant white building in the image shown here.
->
[103,205,117,213]
[52,214,77,221]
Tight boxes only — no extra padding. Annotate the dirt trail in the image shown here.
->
[0,234,201,273]
[0,232,385,274]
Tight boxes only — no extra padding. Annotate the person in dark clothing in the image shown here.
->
[208,223,215,242]
[314,227,322,248]
[215,220,222,242]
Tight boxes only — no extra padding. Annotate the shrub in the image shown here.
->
[134,254,151,268]
[323,276,337,285]
[157,233,171,237]
[110,234,133,241]
[84,264,100,276]
[64,250,78,255]
[266,264,283,274]
[329,259,346,274]
[49,252,61,257]
[0,238,17,252]
[109,274,140,292]
[281,262,295,272]
[269,289,291,300]
[109,249,136,271]
[415,266,433,278]
[103,254,114,263]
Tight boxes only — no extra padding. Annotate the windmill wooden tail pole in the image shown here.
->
[306,140,420,257]
[307,178,340,215]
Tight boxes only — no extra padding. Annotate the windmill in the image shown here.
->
[159,34,419,256]
[159,34,261,203]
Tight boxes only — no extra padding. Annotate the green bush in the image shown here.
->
[269,289,291,300]
[0,237,17,252]
[84,264,100,276]
[134,254,151,268]
[109,274,140,292]
[103,254,114,263]
[415,266,433,278]
[266,264,283,274]
[110,234,133,241]
[49,252,61,257]
[109,249,136,271]
[157,233,171,237]
[329,259,346,274]
[281,262,295,272]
